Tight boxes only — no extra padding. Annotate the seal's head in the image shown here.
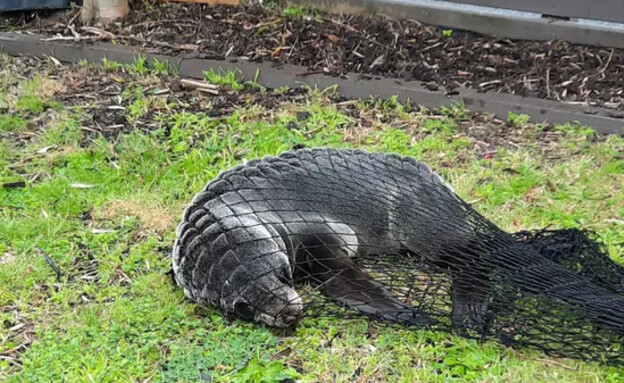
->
[220,261,304,328]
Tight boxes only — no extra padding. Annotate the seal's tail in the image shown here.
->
[489,241,624,337]
[515,228,624,294]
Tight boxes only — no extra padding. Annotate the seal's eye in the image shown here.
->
[234,300,254,320]
[275,269,291,285]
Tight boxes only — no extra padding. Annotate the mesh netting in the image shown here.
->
[172,148,624,365]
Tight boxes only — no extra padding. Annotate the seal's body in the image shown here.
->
[172,148,624,334]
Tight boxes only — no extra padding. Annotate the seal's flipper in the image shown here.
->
[300,246,435,326]
[451,272,490,332]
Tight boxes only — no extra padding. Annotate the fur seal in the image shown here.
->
[172,148,624,336]
[172,148,463,327]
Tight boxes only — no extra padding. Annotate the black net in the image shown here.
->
[172,148,624,365]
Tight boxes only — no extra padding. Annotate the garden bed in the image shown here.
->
[4,1,624,112]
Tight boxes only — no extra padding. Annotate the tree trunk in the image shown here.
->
[81,0,130,24]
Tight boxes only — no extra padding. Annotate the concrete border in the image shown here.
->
[1,31,622,135]
[285,0,624,50]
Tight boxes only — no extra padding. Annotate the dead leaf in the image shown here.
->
[605,218,624,225]
[108,143,118,158]
[326,34,340,43]
[45,55,62,66]
[37,145,57,154]
[9,323,25,332]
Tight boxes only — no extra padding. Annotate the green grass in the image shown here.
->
[1,54,624,382]
[284,6,305,17]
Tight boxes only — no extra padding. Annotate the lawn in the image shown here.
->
[1,52,624,382]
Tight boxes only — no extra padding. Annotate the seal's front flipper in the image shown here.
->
[451,271,490,333]
[301,246,436,327]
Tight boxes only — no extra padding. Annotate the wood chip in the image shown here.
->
[369,55,385,69]
[178,44,200,51]
[70,183,96,189]
[180,79,219,93]
[36,145,57,154]
[9,323,25,332]
[479,80,503,88]
[92,228,116,234]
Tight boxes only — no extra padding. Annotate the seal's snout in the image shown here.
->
[273,288,305,327]
[280,300,305,326]
[254,285,305,328]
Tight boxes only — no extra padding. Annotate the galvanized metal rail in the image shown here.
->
[286,0,624,50]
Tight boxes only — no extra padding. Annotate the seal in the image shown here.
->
[171,148,624,337]
[171,148,457,327]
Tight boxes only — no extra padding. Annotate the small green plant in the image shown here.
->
[203,68,245,91]
[101,57,123,72]
[126,87,150,122]
[0,114,25,132]
[131,55,149,75]
[151,58,170,76]
[284,6,304,17]
[244,69,266,91]
[439,100,466,118]
[16,95,46,114]
[230,358,300,383]
[423,118,455,134]
[507,111,531,126]
[274,85,291,95]
[555,122,596,139]
[442,29,453,37]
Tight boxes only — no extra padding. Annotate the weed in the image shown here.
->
[102,57,123,72]
[274,85,291,95]
[151,58,171,76]
[423,118,455,134]
[284,6,305,17]
[245,69,266,91]
[16,94,46,114]
[555,122,597,139]
[0,114,25,132]
[131,55,150,75]
[507,111,531,126]
[204,68,245,91]
[230,358,300,382]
